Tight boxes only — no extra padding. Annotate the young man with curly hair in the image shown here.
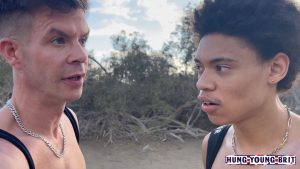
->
[194,0,300,168]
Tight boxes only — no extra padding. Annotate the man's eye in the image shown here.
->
[51,37,65,45]
[79,37,88,47]
[216,65,230,72]
[194,64,204,74]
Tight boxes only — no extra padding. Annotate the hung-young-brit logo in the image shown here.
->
[225,155,296,165]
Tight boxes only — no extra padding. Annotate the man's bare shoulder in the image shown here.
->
[0,153,29,169]
[0,153,17,168]
[0,107,27,168]
[0,142,29,169]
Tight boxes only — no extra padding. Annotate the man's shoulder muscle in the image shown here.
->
[0,148,29,169]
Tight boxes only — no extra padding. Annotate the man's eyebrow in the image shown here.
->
[209,57,237,64]
[45,28,70,39]
[83,29,90,37]
[46,28,90,38]
[194,57,236,64]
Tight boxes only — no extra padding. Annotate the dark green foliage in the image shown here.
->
[70,31,203,141]
[162,4,198,65]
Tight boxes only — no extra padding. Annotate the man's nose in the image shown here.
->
[196,70,216,92]
[68,42,88,64]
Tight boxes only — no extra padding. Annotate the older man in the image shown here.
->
[0,0,89,168]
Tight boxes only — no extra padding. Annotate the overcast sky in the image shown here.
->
[86,0,200,59]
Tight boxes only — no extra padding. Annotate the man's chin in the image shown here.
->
[66,92,83,102]
[207,115,230,126]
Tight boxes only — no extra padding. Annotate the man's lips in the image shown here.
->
[198,95,220,113]
[62,73,86,87]
[62,73,86,80]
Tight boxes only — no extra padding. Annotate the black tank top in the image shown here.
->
[206,125,230,169]
[0,107,80,169]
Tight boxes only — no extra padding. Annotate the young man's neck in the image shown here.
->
[232,96,289,155]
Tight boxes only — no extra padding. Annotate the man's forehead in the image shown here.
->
[31,8,88,34]
[32,6,85,21]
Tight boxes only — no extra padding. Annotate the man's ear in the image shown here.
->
[267,52,289,84]
[0,38,22,68]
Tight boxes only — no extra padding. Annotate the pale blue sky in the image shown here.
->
[86,0,201,59]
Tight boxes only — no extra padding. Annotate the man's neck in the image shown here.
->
[9,92,66,138]
[232,97,289,155]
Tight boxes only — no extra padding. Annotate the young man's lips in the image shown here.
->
[201,102,219,114]
[198,96,220,113]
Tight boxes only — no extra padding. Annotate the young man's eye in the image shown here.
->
[194,64,204,74]
[51,37,65,45]
[216,65,230,72]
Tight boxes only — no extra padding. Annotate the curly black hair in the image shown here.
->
[194,0,300,92]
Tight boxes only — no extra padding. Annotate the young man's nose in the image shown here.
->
[196,71,216,91]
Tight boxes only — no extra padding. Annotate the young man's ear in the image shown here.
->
[0,38,21,68]
[268,52,289,84]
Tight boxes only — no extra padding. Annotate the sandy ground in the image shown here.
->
[80,138,203,169]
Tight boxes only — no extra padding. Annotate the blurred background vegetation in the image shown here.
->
[0,6,300,143]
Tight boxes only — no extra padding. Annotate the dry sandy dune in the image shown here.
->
[80,138,203,169]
